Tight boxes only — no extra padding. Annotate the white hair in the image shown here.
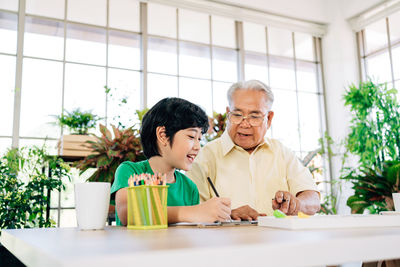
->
[227,80,274,109]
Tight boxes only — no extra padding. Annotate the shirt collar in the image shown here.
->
[220,130,271,156]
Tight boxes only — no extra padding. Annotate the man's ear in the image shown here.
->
[226,106,230,114]
[266,111,274,129]
[156,126,168,146]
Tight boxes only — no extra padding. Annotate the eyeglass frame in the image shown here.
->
[227,110,271,127]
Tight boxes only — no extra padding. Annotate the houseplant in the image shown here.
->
[56,108,100,156]
[204,111,227,142]
[341,80,400,213]
[57,108,100,135]
[0,145,71,231]
[74,123,145,184]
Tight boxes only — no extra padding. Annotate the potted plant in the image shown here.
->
[204,111,227,142]
[75,123,145,184]
[56,108,100,157]
[0,146,71,230]
[341,80,400,213]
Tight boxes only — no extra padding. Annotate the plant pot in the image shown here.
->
[58,134,97,157]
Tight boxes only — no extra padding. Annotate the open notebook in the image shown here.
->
[169,220,258,227]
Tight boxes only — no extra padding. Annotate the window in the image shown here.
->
[358,12,400,95]
[3,0,327,226]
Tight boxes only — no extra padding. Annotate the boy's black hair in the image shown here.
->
[140,97,209,159]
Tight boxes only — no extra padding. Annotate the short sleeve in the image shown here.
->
[111,162,133,195]
[284,146,319,197]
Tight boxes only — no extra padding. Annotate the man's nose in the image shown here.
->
[239,117,252,127]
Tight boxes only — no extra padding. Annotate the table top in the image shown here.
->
[2,225,400,267]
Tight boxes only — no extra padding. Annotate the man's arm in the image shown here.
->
[297,190,320,214]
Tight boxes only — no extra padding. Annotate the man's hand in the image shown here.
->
[231,205,266,221]
[272,191,301,215]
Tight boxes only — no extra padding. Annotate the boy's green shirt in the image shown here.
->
[111,160,200,225]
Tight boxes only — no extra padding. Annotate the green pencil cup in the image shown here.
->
[127,185,168,229]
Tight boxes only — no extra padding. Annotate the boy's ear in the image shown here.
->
[156,126,168,146]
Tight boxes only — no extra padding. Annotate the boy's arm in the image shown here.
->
[167,197,231,223]
[116,191,231,225]
[115,188,128,225]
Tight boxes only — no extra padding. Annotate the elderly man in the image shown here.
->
[187,80,320,220]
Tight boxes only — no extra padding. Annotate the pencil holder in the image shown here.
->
[127,185,168,229]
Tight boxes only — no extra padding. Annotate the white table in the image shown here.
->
[2,225,400,267]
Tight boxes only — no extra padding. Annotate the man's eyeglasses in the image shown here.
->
[228,111,268,127]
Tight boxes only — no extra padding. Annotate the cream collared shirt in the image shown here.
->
[186,131,319,215]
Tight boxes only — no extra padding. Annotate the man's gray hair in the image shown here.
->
[227,80,274,109]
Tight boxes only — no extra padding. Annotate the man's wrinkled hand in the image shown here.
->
[231,205,266,221]
[272,191,301,215]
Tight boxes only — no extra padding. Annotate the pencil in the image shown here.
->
[207,177,233,222]
[207,177,219,197]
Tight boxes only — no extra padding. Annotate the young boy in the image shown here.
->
[111,97,231,225]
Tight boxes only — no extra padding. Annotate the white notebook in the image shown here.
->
[258,214,400,230]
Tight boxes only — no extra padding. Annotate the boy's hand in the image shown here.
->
[193,197,231,223]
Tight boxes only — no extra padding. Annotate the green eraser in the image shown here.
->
[273,209,287,218]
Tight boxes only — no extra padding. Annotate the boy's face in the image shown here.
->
[164,127,202,171]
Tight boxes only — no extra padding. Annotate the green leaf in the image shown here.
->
[96,155,112,168]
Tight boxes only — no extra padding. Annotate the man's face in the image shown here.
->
[227,89,274,153]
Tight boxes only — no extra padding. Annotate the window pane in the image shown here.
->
[211,15,235,49]
[147,73,178,108]
[109,0,140,32]
[243,22,266,53]
[67,0,106,26]
[392,45,400,80]
[389,12,400,44]
[24,16,64,60]
[26,0,65,19]
[108,30,140,70]
[268,27,293,58]
[0,138,12,155]
[295,32,314,61]
[179,8,209,44]
[212,81,230,114]
[366,51,392,83]
[364,19,387,54]
[0,0,18,11]
[270,89,300,151]
[298,92,321,152]
[269,55,295,90]
[0,12,17,54]
[49,210,58,226]
[296,61,318,93]
[66,23,106,65]
[148,36,177,75]
[179,41,211,79]
[179,78,212,115]
[59,209,77,227]
[0,55,15,136]
[18,139,58,156]
[20,58,62,138]
[64,63,106,125]
[212,47,237,82]
[244,52,268,84]
[107,69,141,128]
[148,3,176,38]
[396,80,400,100]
